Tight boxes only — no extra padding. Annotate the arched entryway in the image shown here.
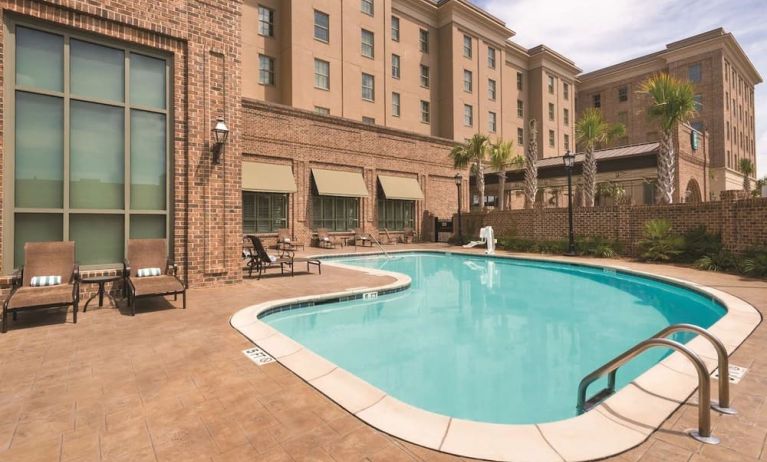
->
[685,179,702,203]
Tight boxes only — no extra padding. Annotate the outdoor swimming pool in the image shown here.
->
[262,252,726,424]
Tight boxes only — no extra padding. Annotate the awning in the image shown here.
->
[311,168,369,197]
[378,175,424,200]
[242,162,297,193]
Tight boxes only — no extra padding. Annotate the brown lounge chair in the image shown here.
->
[353,228,373,247]
[2,241,80,333]
[277,228,304,252]
[123,239,185,316]
[316,228,339,248]
[244,235,321,279]
[402,226,416,244]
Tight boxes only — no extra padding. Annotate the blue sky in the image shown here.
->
[473,0,766,177]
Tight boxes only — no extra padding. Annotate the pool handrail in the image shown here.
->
[576,337,720,445]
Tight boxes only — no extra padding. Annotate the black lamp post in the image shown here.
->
[454,173,463,245]
[563,150,576,256]
[211,117,230,164]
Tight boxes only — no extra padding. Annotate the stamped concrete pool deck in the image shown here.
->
[0,243,766,462]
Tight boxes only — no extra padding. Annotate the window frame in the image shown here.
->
[488,111,496,133]
[391,16,400,42]
[564,108,569,125]
[419,29,429,53]
[361,29,375,58]
[258,54,275,85]
[420,100,430,124]
[242,191,288,234]
[420,64,430,88]
[488,78,496,101]
[361,73,375,101]
[361,0,374,16]
[618,85,628,102]
[257,5,275,37]
[377,198,415,231]
[391,54,400,79]
[314,106,330,115]
[314,10,330,43]
[688,63,702,83]
[548,102,555,121]
[487,46,496,69]
[463,69,472,93]
[547,75,555,94]
[463,34,472,58]
[548,129,555,147]
[464,104,473,127]
[517,128,524,145]
[517,99,523,118]
[314,58,330,90]
[593,93,601,108]
[563,82,569,100]
[516,72,523,91]
[313,195,359,232]
[392,92,401,117]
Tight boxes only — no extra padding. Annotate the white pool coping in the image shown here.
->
[230,249,762,462]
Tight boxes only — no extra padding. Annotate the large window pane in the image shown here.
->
[70,214,124,265]
[131,110,166,210]
[14,213,63,269]
[70,39,124,102]
[130,53,166,109]
[130,215,166,239]
[15,27,63,92]
[70,101,124,209]
[15,92,64,208]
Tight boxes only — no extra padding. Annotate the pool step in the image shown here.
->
[582,387,615,412]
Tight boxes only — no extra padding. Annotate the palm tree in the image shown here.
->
[575,108,625,207]
[739,158,754,193]
[640,73,697,204]
[524,119,539,208]
[488,139,522,211]
[450,134,489,210]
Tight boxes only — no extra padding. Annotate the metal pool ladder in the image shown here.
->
[368,234,391,259]
[576,324,735,445]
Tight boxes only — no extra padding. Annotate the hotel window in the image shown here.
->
[392,92,401,117]
[314,10,330,42]
[392,54,400,79]
[548,130,555,147]
[420,65,430,88]
[362,116,375,125]
[564,108,569,125]
[547,75,555,94]
[517,100,524,118]
[726,122,730,140]
[259,54,275,85]
[315,106,330,115]
[464,104,473,127]
[548,103,555,121]
[563,82,569,100]
[313,196,359,231]
[564,134,570,151]
[688,63,702,83]
[361,29,375,58]
[694,94,703,111]
[361,0,374,16]
[516,72,523,90]
[314,59,330,90]
[726,92,729,110]
[419,29,429,53]
[7,24,169,267]
[488,112,497,133]
[488,46,496,69]
[258,6,275,37]
[421,100,430,123]
[391,16,400,42]
[377,198,414,231]
[464,70,473,93]
[243,192,288,234]
[463,34,472,58]
[488,79,496,101]
[361,73,375,101]
[593,94,601,108]
[618,86,628,102]
[517,128,524,145]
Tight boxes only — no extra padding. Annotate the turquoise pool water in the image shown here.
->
[262,252,725,424]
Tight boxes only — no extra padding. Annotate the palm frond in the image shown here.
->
[640,73,697,132]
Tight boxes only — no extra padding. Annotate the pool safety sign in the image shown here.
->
[712,364,748,384]
[243,347,275,366]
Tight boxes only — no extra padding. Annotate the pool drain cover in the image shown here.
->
[243,347,275,366]
[712,365,748,384]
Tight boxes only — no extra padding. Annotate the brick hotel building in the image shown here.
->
[0,0,761,287]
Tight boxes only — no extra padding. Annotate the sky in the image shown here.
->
[473,0,767,177]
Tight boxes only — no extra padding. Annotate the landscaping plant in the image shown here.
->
[575,108,625,207]
[637,218,684,261]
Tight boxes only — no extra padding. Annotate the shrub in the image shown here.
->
[577,236,621,258]
[637,219,684,262]
[694,250,737,272]
[741,249,767,278]
[681,225,722,262]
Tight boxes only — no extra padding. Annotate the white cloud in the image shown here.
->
[477,0,767,177]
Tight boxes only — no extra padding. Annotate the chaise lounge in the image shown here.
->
[123,239,186,316]
[244,235,321,279]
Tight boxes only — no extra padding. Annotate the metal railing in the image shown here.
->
[367,234,391,259]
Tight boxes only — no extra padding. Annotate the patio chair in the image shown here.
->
[2,241,79,333]
[379,229,397,245]
[353,228,373,247]
[402,227,416,244]
[243,235,293,279]
[277,228,304,252]
[123,239,185,316]
[316,228,339,249]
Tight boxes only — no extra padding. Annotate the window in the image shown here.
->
[463,34,472,58]
[377,199,414,231]
[361,29,374,58]
[420,65,430,88]
[421,100,430,123]
[488,112,497,133]
[548,130,555,147]
[726,121,730,139]
[361,73,375,101]
[419,29,429,53]
[593,93,601,108]
[618,86,628,102]
[259,54,275,85]
[548,103,555,121]
[516,72,523,90]
[688,63,702,83]
[258,6,275,37]
[694,94,703,111]
[488,79,496,101]
[312,196,359,231]
[488,46,496,68]
[564,108,569,125]
[243,192,287,233]
[391,54,400,79]
[726,91,729,110]
[8,25,169,267]
[463,70,472,93]
[314,10,330,42]
[464,104,473,126]
[517,100,524,118]
[362,116,375,125]
[314,59,330,90]
[392,92,401,117]
[563,82,569,100]
[517,128,524,145]
[547,75,555,94]
[564,134,570,151]
[391,16,400,41]
[361,0,374,16]
[617,111,628,126]
[315,106,330,115]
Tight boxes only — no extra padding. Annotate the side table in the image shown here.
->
[81,275,122,311]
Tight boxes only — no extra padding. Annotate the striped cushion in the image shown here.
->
[136,267,162,277]
[30,275,62,287]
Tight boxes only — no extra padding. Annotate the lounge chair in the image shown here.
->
[402,227,416,244]
[2,241,80,333]
[353,228,373,247]
[244,235,320,278]
[316,228,339,248]
[277,228,304,252]
[379,229,397,245]
[123,239,185,316]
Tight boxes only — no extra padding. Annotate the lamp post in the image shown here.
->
[211,117,229,164]
[563,150,576,256]
[454,173,463,245]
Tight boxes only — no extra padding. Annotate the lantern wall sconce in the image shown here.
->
[211,117,229,164]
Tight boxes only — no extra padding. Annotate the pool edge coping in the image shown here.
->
[229,249,762,462]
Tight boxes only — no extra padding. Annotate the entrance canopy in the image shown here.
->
[312,168,369,197]
[242,162,297,193]
[378,175,424,201]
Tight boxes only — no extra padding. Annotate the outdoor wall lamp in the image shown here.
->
[211,117,229,164]
[562,150,576,256]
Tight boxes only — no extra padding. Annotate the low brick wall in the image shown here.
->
[460,193,767,255]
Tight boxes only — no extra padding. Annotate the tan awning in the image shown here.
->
[242,162,297,193]
[378,175,424,200]
[311,168,369,197]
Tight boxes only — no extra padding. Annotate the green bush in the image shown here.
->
[577,236,622,258]
[497,237,568,255]
[681,225,722,262]
[741,248,767,278]
[637,219,684,262]
[694,250,737,272]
